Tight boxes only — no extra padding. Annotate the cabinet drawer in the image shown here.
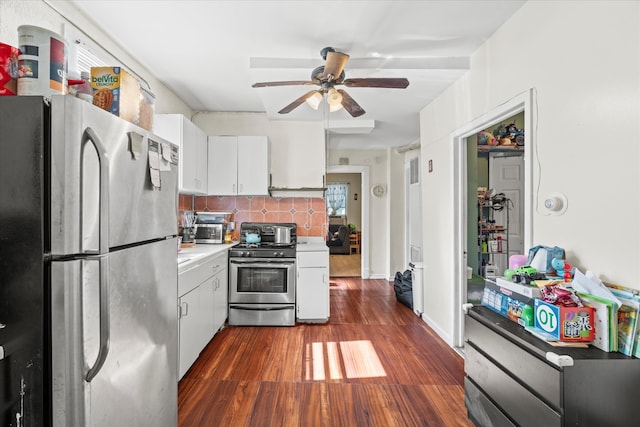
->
[297,251,328,268]
[179,255,223,296]
[464,377,516,427]
[465,315,561,408]
[465,344,561,427]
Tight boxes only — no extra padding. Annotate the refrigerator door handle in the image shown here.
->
[80,127,110,254]
[85,256,111,382]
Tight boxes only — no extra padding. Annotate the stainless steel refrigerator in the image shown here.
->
[0,95,179,426]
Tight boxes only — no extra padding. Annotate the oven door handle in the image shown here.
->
[229,305,294,311]
[230,259,295,267]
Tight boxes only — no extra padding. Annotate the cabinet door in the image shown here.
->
[208,136,238,195]
[178,286,202,379]
[179,117,199,193]
[194,126,208,194]
[237,136,269,195]
[213,268,228,332]
[154,114,203,194]
[199,276,216,348]
[297,267,329,320]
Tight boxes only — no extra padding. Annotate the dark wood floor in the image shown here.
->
[178,278,473,427]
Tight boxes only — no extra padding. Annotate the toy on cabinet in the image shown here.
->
[551,257,574,282]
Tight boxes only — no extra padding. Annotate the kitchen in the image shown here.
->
[3,1,640,426]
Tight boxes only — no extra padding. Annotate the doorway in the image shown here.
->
[452,90,534,349]
[326,165,370,278]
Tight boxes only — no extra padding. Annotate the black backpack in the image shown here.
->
[394,270,413,309]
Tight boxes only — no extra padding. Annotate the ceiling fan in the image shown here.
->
[251,47,409,118]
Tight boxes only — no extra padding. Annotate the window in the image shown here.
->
[326,183,349,216]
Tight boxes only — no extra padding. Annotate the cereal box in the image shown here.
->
[90,66,152,130]
[534,299,595,342]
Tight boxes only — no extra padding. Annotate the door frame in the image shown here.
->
[451,89,534,348]
[327,165,370,278]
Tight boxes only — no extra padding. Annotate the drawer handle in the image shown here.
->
[546,352,574,367]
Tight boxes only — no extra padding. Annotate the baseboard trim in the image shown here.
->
[421,314,453,347]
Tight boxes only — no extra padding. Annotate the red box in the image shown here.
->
[534,299,595,342]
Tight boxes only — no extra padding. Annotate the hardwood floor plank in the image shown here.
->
[178,379,259,427]
[178,277,473,427]
[298,383,331,427]
[249,382,301,427]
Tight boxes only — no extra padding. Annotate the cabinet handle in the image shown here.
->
[180,302,189,317]
[232,184,236,193]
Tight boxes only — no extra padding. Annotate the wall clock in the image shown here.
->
[371,184,385,198]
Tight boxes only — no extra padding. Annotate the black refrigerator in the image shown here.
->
[0,95,179,426]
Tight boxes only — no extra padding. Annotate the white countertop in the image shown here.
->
[296,237,329,253]
[177,242,236,273]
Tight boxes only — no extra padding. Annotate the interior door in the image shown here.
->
[489,153,524,274]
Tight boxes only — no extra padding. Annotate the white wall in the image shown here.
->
[420,1,640,344]
[0,0,191,116]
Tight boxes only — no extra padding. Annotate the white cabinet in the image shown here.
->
[213,262,228,332]
[154,114,208,194]
[268,122,326,195]
[208,135,270,196]
[296,249,330,322]
[177,251,228,379]
[178,286,205,380]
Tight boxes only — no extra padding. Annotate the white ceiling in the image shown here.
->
[69,0,525,150]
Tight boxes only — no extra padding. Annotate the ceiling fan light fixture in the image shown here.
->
[329,103,344,112]
[305,92,322,110]
[327,88,342,106]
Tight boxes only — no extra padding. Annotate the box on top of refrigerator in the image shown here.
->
[90,66,154,130]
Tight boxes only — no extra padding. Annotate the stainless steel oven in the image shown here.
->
[228,258,296,325]
[228,222,297,326]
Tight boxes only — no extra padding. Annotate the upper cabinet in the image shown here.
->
[208,136,270,196]
[154,114,208,194]
[269,122,326,195]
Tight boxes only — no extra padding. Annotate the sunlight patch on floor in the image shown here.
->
[304,340,387,381]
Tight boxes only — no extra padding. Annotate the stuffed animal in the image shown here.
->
[551,257,574,282]
[477,130,497,145]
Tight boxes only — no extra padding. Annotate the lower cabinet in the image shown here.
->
[212,260,228,333]
[464,305,640,427]
[296,249,329,322]
[178,251,228,379]
[177,286,205,380]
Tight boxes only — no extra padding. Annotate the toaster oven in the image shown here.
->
[195,223,224,244]
[194,211,232,244]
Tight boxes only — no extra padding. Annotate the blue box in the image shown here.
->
[482,285,533,326]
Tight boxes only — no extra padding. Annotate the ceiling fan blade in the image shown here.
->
[342,78,410,89]
[252,80,316,88]
[278,90,320,114]
[322,51,350,81]
[337,89,365,118]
